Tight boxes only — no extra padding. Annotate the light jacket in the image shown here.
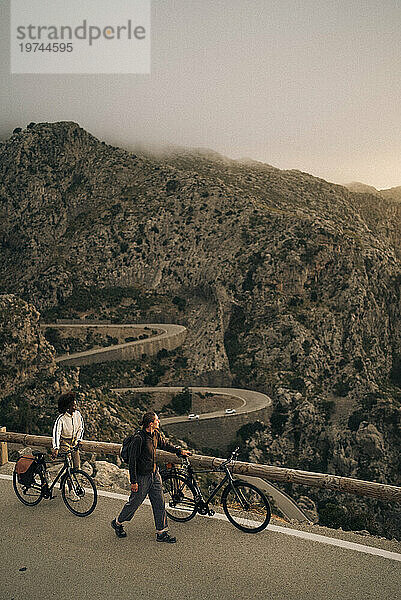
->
[52,410,84,449]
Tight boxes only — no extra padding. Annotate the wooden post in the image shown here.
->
[0,427,8,466]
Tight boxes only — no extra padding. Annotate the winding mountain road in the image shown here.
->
[42,323,187,367]
[42,321,310,522]
[112,386,270,422]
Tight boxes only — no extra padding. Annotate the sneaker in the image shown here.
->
[156,531,176,543]
[68,489,80,501]
[111,518,127,538]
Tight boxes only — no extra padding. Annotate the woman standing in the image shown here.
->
[52,391,84,469]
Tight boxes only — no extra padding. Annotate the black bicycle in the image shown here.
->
[161,447,271,533]
[13,449,97,517]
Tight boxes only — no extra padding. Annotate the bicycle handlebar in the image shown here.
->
[178,447,240,470]
[218,447,239,469]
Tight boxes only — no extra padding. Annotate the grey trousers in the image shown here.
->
[118,469,168,532]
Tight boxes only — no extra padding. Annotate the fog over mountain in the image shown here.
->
[1,1,401,189]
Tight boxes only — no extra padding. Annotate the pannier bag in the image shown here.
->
[15,455,37,486]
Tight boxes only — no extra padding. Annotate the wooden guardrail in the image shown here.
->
[0,427,8,465]
[1,429,400,503]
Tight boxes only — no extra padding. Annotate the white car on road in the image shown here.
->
[225,408,236,414]
[188,413,199,420]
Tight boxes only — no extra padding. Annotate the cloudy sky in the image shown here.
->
[1,0,400,189]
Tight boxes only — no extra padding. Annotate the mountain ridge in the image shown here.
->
[346,181,401,202]
[0,121,400,538]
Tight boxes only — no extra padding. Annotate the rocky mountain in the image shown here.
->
[347,181,401,203]
[381,186,401,202]
[346,182,382,196]
[0,293,75,433]
[0,294,141,440]
[0,121,400,538]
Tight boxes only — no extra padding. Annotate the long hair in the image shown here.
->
[141,411,156,429]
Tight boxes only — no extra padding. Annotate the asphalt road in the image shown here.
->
[1,478,400,600]
[112,386,271,422]
[49,323,186,365]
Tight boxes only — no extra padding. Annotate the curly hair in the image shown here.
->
[58,391,76,414]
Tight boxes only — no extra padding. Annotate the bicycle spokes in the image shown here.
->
[163,474,198,522]
[62,470,97,516]
[223,482,271,532]
[162,453,271,532]
[13,471,44,506]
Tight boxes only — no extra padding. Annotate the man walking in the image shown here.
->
[111,411,191,543]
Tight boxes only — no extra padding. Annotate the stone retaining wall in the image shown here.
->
[55,328,186,366]
[163,406,272,452]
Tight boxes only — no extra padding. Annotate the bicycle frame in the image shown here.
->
[14,448,98,517]
[162,449,271,532]
[166,457,243,513]
[34,452,75,499]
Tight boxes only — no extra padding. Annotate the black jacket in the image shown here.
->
[128,428,181,484]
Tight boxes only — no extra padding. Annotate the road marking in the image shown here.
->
[268,524,401,563]
[2,474,400,562]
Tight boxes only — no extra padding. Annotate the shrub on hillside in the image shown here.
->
[168,387,191,415]
[270,404,289,436]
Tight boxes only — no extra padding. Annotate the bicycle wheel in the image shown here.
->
[61,469,97,517]
[162,473,198,522]
[13,469,44,506]
[222,480,271,533]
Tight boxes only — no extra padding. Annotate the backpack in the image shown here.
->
[120,429,145,464]
[15,455,37,486]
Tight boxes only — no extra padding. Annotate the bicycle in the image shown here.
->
[13,449,98,517]
[161,447,271,533]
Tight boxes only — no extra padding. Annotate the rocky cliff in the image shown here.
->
[0,294,76,433]
[0,294,141,440]
[0,122,400,537]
